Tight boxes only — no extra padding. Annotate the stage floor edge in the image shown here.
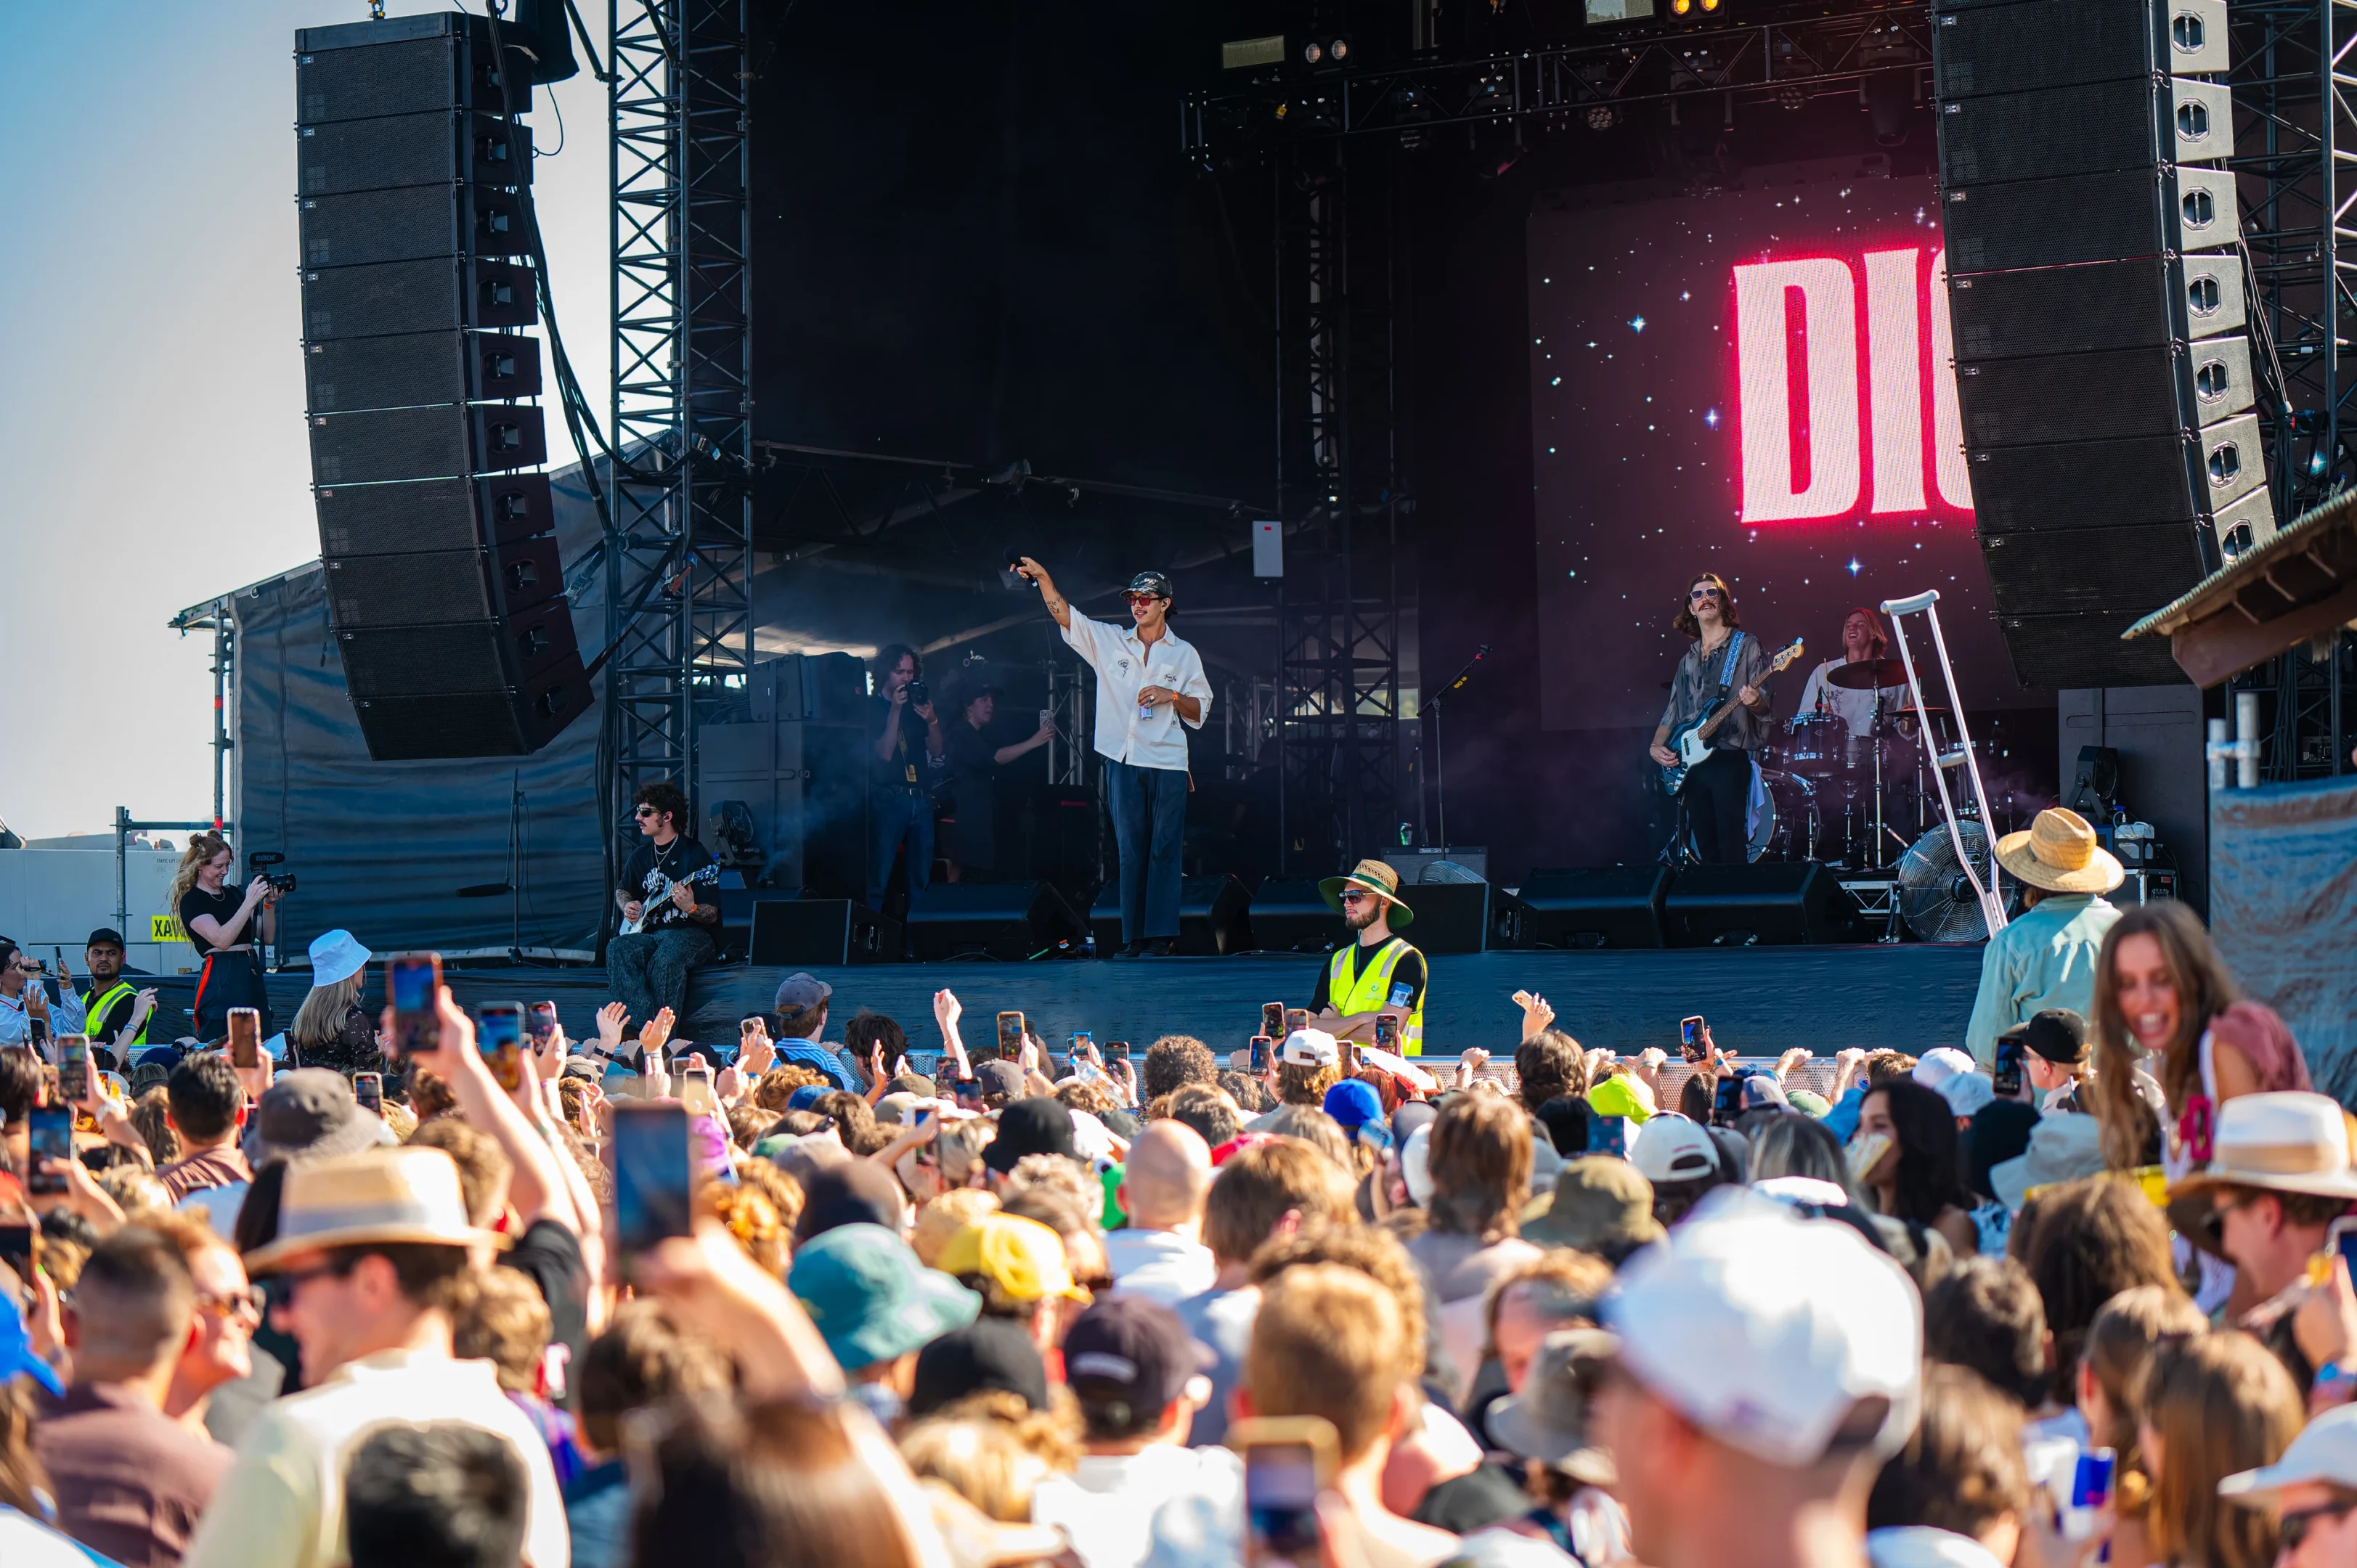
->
[149,944,1986,1061]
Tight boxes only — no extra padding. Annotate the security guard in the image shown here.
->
[79,927,156,1059]
[1308,858,1429,1057]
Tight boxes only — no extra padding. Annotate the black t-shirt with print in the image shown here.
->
[615,836,718,931]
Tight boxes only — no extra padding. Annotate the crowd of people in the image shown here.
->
[1,879,2352,1568]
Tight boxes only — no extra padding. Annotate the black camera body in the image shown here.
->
[251,851,297,896]
[906,680,930,706]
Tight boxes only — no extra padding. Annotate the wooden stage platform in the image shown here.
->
[137,942,1987,1063]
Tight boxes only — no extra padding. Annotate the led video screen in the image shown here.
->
[1528,172,2034,735]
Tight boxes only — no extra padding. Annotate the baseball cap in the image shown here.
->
[1323,1077,1384,1135]
[1631,1115,1720,1185]
[936,1214,1091,1303]
[1280,1028,1339,1068]
[1603,1186,1922,1467]
[1585,1074,1656,1124]
[1061,1295,1214,1426]
[983,1097,1079,1174]
[1913,1048,1976,1090]
[786,1082,831,1112]
[892,1071,940,1098]
[975,1060,1028,1100]
[789,1222,981,1372]
[1786,1089,1831,1118]
[2011,1008,2090,1066]
[2220,1402,2357,1501]
[772,971,833,1023]
[1401,1122,1437,1207]
[910,1316,1052,1418]
[1391,1100,1438,1146]
[1740,1073,1789,1111]
[84,927,127,950]
[1939,1071,1995,1119]
[794,1160,908,1243]
[1124,570,1173,600]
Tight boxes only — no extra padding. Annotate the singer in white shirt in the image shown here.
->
[1014,558,1212,957]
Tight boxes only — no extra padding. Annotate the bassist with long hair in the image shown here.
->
[1648,573,1783,864]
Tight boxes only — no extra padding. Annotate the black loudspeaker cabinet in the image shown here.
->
[297,13,534,125]
[746,899,900,967]
[306,332,542,412]
[1088,875,1251,955]
[301,256,538,342]
[906,883,1084,963]
[1940,165,2239,275]
[1517,867,1674,949]
[296,111,529,199]
[348,653,589,759]
[322,534,563,629]
[1400,881,1489,956]
[315,472,553,555]
[1929,0,2225,99]
[1662,863,1863,947]
[698,716,870,900]
[1245,880,1340,953]
[309,403,547,486]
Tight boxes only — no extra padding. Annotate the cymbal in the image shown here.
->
[1888,701,1948,718]
[1824,658,1910,690]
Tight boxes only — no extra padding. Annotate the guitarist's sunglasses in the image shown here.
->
[632,805,659,817]
[1688,586,1722,601]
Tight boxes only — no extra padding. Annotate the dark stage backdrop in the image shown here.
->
[1526,169,2035,735]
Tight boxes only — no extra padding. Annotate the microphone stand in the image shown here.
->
[1422,645,1489,854]
[457,772,534,964]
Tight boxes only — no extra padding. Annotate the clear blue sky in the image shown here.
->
[0,2,609,840]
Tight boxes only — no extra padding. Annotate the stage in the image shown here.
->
[132,942,1988,1066]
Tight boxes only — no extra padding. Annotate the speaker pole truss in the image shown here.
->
[1272,135,1406,878]
[608,0,755,857]
[2226,0,2357,779]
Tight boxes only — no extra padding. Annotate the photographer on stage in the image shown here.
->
[868,643,947,914]
[171,831,280,1042]
[1013,558,1211,957]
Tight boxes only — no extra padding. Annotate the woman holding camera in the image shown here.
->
[171,831,280,1042]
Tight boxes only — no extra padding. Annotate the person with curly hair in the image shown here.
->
[1141,1036,1217,1103]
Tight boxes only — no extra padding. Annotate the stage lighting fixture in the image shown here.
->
[1303,39,1323,63]
[1585,0,1656,20]
[1585,105,1616,129]
[1300,34,1351,68]
[1779,85,1806,110]
[1221,34,1286,70]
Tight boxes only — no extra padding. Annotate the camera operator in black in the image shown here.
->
[868,643,946,912]
[171,830,280,1042]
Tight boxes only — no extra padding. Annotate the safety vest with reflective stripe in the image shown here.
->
[83,981,145,1050]
[1326,936,1426,1057]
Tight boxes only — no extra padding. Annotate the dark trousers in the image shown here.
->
[192,949,270,1042]
[1104,759,1188,944]
[868,790,935,907]
[607,925,715,1034]
[1682,746,1754,865]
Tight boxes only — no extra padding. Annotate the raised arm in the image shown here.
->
[1014,556,1072,632]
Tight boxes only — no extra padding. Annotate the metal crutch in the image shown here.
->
[1878,589,2009,938]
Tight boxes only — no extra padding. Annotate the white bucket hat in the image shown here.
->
[2167,1091,2357,1204]
[307,928,372,989]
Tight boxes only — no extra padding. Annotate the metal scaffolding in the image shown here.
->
[2228,0,2357,777]
[608,0,755,857]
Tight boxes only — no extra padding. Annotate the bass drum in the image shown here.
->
[1780,715,1846,779]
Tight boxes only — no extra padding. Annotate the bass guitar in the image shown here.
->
[619,860,722,936]
[1659,637,1806,793]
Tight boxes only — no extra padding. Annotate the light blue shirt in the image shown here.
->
[1965,893,2120,1066]
[0,983,86,1050]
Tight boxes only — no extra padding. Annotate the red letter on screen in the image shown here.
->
[1928,249,1973,511]
[1863,248,1924,514]
[1734,257,1860,523]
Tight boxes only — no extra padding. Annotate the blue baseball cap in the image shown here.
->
[0,1292,62,1399]
[787,1083,831,1112]
[789,1223,981,1372]
[1322,1077,1384,1135]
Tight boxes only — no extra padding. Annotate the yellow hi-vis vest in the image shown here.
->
[1327,936,1426,1056]
[84,981,145,1050]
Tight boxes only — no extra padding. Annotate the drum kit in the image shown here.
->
[1749,658,1958,870]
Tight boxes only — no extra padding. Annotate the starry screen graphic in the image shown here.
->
[1528,173,2033,734]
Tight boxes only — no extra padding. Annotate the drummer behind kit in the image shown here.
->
[1767,656,1958,871]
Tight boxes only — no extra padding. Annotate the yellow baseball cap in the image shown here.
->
[935,1214,1091,1303]
[1587,1074,1657,1124]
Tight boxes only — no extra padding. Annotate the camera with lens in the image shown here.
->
[250,851,298,895]
[906,680,930,706]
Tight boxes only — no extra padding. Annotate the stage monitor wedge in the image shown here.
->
[1663,864,1863,947]
[1517,867,1672,949]
[906,883,1085,963]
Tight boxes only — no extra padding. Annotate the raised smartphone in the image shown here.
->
[476,1001,525,1091]
[1588,1116,1629,1159]
[1109,1040,1133,1064]
[612,1102,694,1259]
[1284,1008,1310,1034]
[26,1105,73,1197]
[58,1035,90,1103]
[1373,1013,1399,1052]
[1262,1002,1285,1038]
[1993,1037,2025,1098]
[1713,1073,1744,1125]
[996,1010,1025,1059]
[1250,1034,1271,1074]
[388,953,442,1058]
[680,1065,716,1116]
[1680,1015,1706,1063]
[1234,1417,1338,1567]
[528,1001,561,1052]
[228,1008,263,1070]
[354,1071,384,1114]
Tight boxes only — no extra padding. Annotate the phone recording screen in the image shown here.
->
[1250,1036,1270,1074]
[1262,1003,1285,1037]
[391,960,436,1013]
[27,1107,73,1196]
[477,1005,523,1053]
[60,1037,88,1093]
[1714,1074,1744,1124]
[1589,1116,1629,1158]
[529,1003,559,1042]
[354,1073,383,1112]
[1992,1039,2024,1096]
[612,1103,693,1255]
[1245,1444,1322,1559]
[996,1012,1025,1058]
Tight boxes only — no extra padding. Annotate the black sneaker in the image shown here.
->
[1112,940,1147,959]
[1143,936,1178,957]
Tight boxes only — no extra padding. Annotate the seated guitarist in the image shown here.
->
[609,780,722,1036]
[1648,573,1776,864]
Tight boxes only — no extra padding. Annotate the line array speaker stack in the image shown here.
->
[294,15,590,759]
[1934,0,2274,687]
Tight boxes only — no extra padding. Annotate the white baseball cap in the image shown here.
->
[1913,1048,1976,1090]
[1280,1028,1340,1068]
[2220,1403,2357,1501]
[1603,1186,1922,1467]
[1939,1071,1995,1119]
[1632,1114,1720,1186]
[1401,1122,1436,1208]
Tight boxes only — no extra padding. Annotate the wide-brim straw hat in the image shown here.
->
[1993,808,2124,895]
[2167,1092,2357,1205]
[244,1147,508,1273]
[1319,858,1414,926]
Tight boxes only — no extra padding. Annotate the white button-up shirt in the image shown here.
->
[1062,607,1212,771]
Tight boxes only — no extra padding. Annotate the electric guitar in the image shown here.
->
[1659,637,1806,794]
[619,860,722,936]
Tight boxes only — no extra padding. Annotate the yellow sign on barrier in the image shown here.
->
[150,915,188,944]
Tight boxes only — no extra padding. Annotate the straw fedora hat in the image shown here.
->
[2167,1092,2357,1205]
[243,1147,509,1273]
[1993,808,2123,895]
[1318,858,1415,926]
